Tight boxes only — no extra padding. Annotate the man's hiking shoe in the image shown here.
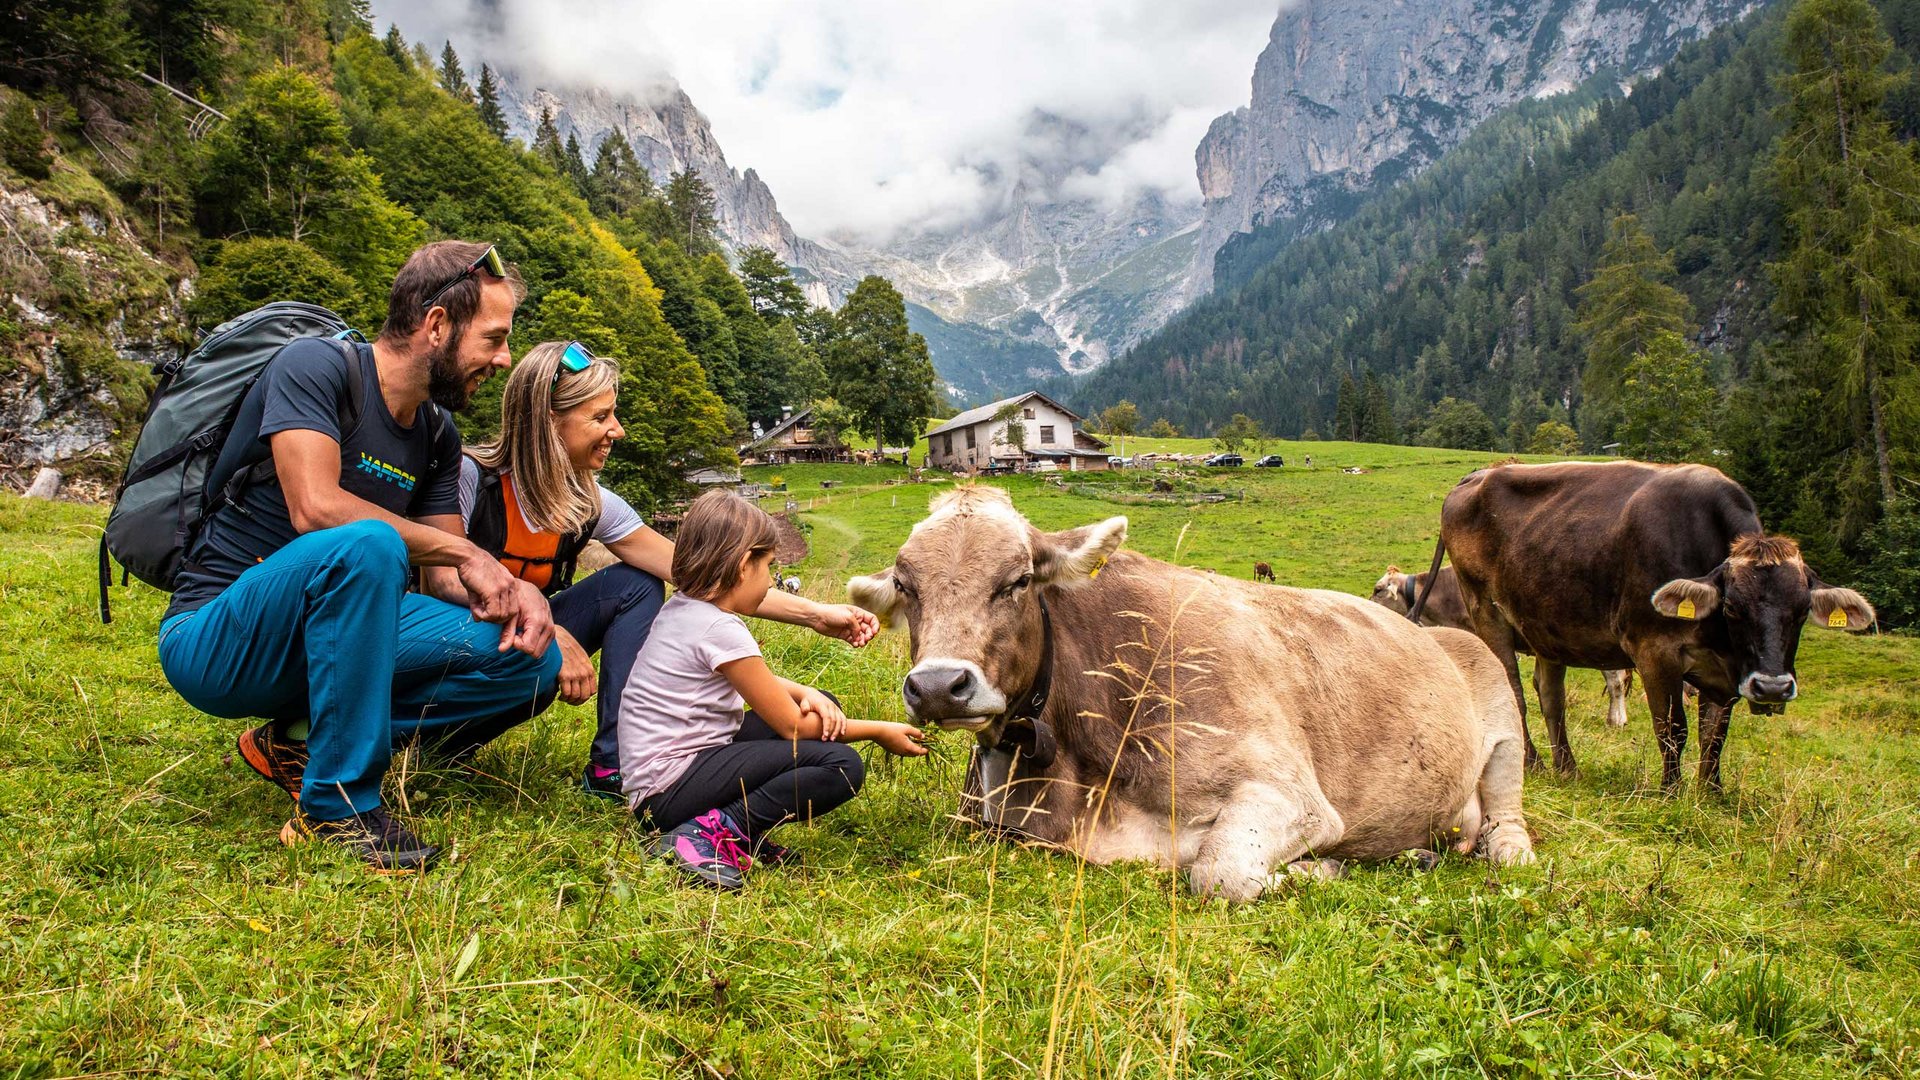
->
[580,762,624,801]
[652,809,751,890]
[238,723,307,801]
[279,806,441,874]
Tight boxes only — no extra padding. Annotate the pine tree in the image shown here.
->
[665,169,719,255]
[587,128,652,216]
[1360,372,1399,443]
[563,131,589,191]
[1333,373,1359,440]
[438,41,471,103]
[1573,214,1694,426]
[532,105,565,173]
[383,25,410,69]
[738,247,808,321]
[1771,0,1920,508]
[475,64,509,140]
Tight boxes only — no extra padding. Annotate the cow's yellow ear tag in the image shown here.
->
[1676,598,1696,619]
[1089,555,1107,579]
[1828,608,1849,628]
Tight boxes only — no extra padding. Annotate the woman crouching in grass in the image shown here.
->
[620,490,928,890]
[445,340,880,794]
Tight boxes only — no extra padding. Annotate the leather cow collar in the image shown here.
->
[990,593,1057,769]
[1400,573,1419,615]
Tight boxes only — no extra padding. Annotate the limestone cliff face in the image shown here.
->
[0,182,184,481]
[492,71,808,266]
[1187,0,1760,297]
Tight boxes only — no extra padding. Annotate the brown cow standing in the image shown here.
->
[850,486,1534,901]
[1432,462,1874,789]
[1371,564,1636,728]
[1253,561,1275,582]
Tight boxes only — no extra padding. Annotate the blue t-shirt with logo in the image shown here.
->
[165,338,463,618]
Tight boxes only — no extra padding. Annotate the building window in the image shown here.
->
[943,434,953,455]
[966,427,976,450]
[1039,425,1055,445]
[1023,408,1035,419]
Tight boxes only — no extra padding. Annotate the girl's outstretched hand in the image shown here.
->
[871,722,930,758]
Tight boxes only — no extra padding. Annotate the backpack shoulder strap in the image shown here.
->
[215,335,366,512]
[466,459,508,554]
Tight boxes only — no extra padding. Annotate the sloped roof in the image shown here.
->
[925,391,1084,439]
[746,407,839,452]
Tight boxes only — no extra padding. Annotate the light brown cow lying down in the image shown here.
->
[850,487,1535,901]
[1370,565,1636,728]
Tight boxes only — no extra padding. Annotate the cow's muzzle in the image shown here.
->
[902,659,1006,726]
[1739,672,1797,704]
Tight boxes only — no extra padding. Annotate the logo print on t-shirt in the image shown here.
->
[357,453,417,492]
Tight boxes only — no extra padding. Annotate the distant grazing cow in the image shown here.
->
[849,486,1534,901]
[1253,561,1275,582]
[1432,462,1873,790]
[780,575,803,595]
[1372,564,1635,728]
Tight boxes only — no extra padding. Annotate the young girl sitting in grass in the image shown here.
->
[618,490,928,890]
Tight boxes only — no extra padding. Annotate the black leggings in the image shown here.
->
[639,709,866,841]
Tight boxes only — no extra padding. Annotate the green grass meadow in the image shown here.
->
[3,447,1918,1077]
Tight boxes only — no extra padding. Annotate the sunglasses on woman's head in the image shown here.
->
[553,340,596,387]
[419,243,507,311]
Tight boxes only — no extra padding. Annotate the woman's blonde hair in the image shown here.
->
[466,341,620,536]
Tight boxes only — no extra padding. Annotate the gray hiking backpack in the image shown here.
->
[99,302,364,622]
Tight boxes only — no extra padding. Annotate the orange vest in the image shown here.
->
[497,473,561,591]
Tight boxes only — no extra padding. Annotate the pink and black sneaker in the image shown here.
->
[652,809,753,890]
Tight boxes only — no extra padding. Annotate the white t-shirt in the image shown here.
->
[456,457,644,545]
[617,593,764,805]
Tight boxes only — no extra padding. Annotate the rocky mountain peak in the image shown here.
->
[1187,0,1761,298]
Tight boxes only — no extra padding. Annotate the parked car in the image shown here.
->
[1254,454,1285,467]
[1204,453,1244,466]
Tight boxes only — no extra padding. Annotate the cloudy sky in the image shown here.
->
[369,0,1282,241]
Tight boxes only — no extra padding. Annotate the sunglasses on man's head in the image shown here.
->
[553,341,596,387]
[420,244,507,311]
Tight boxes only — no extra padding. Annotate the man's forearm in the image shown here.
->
[292,488,475,566]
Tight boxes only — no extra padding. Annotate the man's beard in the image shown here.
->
[425,336,471,411]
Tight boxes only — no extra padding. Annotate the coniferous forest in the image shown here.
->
[1070,0,1920,623]
[0,0,936,508]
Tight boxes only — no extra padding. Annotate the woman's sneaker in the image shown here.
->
[280,806,441,874]
[580,762,624,801]
[652,809,752,890]
[238,723,307,801]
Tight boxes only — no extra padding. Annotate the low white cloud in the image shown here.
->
[371,0,1280,242]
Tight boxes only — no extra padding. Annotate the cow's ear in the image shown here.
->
[1034,516,1128,587]
[1652,565,1723,620]
[1808,577,1875,631]
[848,567,907,630]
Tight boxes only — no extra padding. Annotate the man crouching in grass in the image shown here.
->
[156,241,559,873]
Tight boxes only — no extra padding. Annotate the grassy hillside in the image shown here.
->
[4,453,1917,1076]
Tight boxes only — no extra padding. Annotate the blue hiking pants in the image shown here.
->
[158,520,561,820]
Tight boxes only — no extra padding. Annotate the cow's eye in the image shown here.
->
[894,578,917,599]
[996,573,1032,599]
